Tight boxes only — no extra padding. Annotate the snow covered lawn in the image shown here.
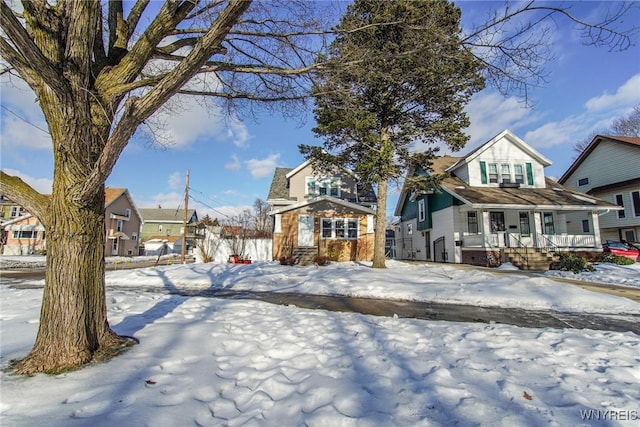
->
[1,260,639,425]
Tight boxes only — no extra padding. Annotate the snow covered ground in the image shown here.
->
[1,259,639,426]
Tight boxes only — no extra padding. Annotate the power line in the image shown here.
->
[0,105,50,134]
[189,194,233,220]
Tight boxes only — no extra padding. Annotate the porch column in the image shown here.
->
[481,210,491,248]
[591,211,602,249]
[532,211,543,248]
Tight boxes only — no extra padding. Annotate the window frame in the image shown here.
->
[631,190,640,217]
[467,211,479,234]
[12,230,37,239]
[581,219,590,233]
[514,164,525,184]
[519,212,531,236]
[418,199,426,222]
[615,194,626,219]
[488,163,499,183]
[321,218,358,240]
[577,177,589,186]
[543,212,555,235]
[500,164,511,183]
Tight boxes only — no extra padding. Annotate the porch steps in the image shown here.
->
[292,247,318,266]
[504,248,557,271]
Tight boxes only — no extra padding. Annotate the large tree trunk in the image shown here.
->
[14,179,129,374]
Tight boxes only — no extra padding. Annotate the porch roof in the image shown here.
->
[270,195,375,215]
[441,176,620,211]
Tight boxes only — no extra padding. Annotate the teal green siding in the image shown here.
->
[526,162,534,186]
[417,195,431,230]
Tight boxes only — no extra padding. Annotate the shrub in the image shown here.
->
[279,256,296,266]
[551,252,595,273]
[313,255,329,266]
[600,252,635,265]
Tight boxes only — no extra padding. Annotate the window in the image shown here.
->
[615,194,625,219]
[306,177,340,197]
[488,163,498,183]
[543,212,555,235]
[158,224,163,232]
[407,223,413,235]
[632,191,640,217]
[467,211,478,234]
[578,177,589,186]
[581,219,590,233]
[418,199,425,222]
[10,206,24,217]
[131,232,138,241]
[321,218,358,239]
[514,165,524,184]
[112,239,118,252]
[624,229,636,242]
[347,219,358,239]
[116,219,123,232]
[519,212,530,236]
[125,208,131,217]
[12,230,36,239]
[489,212,505,232]
[500,164,511,183]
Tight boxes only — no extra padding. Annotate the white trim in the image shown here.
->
[274,214,282,233]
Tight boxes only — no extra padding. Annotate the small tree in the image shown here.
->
[252,198,273,238]
[223,209,252,258]
[196,225,223,263]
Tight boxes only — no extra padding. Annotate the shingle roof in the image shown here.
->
[433,161,617,210]
[267,167,295,200]
[139,208,196,222]
[105,188,127,206]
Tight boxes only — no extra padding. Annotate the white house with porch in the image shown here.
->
[394,130,620,270]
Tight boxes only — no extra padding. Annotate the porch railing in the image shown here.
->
[539,234,595,249]
[462,232,596,250]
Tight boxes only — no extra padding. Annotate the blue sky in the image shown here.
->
[1,1,639,221]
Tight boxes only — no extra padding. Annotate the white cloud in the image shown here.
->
[136,192,183,209]
[244,154,280,179]
[2,169,53,194]
[464,91,540,149]
[225,154,241,171]
[0,79,52,153]
[168,172,183,190]
[145,94,253,150]
[585,73,640,112]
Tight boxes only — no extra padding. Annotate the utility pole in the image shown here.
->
[181,169,190,264]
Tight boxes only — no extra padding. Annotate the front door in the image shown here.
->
[490,211,506,247]
[298,215,315,247]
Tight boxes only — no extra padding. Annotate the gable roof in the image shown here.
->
[139,208,197,223]
[105,187,142,223]
[267,167,295,201]
[394,156,461,216]
[395,153,618,215]
[270,195,375,215]
[445,129,552,173]
[558,135,640,184]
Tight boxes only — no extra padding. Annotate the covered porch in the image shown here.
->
[459,208,603,251]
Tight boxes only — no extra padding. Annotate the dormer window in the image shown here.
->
[501,164,511,183]
[481,161,534,187]
[306,177,340,197]
[488,163,498,183]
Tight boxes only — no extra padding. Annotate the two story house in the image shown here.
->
[139,208,199,255]
[394,130,619,270]
[267,160,377,264]
[104,188,142,256]
[558,135,640,244]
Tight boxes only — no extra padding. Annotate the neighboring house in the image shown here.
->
[139,208,199,254]
[558,135,640,244]
[394,130,619,270]
[267,161,377,264]
[1,188,141,256]
[2,214,46,255]
[0,195,26,224]
[105,188,142,256]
